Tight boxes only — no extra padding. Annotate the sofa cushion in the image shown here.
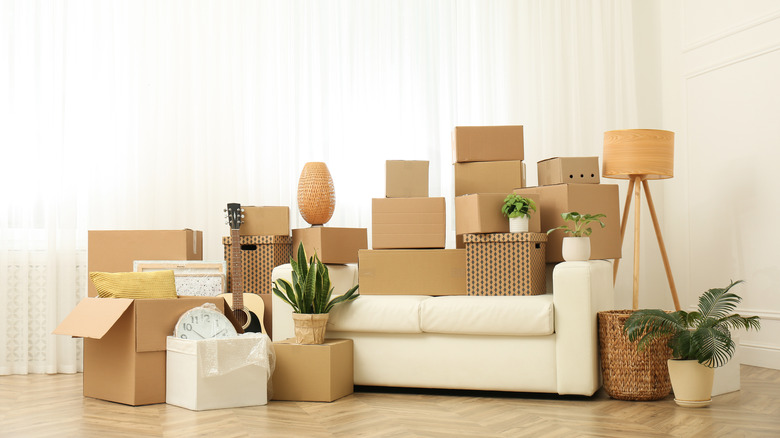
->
[420,295,554,336]
[328,295,429,334]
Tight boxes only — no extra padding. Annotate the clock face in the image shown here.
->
[174,307,238,340]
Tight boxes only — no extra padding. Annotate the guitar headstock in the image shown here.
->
[225,203,245,230]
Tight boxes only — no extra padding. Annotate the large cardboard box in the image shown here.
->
[386,160,429,198]
[358,249,466,295]
[372,197,446,249]
[537,157,600,186]
[454,160,525,196]
[292,227,368,264]
[514,184,621,263]
[53,296,240,406]
[452,125,524,163]
[464,233,547,296]
[455,193,541,236]
[271,339,353,402]
[166,335,270,411]
[88,230,203,297]
[240,206,290,236]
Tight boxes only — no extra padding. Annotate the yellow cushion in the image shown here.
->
[89,270,178,299]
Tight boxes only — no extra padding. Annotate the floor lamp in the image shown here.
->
[603,129,681,311]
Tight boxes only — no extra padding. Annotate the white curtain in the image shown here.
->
[0,0,637,374]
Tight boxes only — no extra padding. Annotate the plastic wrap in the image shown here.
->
[197,333,275,381]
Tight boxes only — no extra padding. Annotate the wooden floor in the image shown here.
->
[0,366,778,438]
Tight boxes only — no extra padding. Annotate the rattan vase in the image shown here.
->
[297,162,336,225]
[598,310,672,401]
[291,313,329,344]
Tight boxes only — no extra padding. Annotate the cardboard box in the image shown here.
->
[514,184,621,263]
[358,249,466,295]
[240,206,290,236]
[372,197,446,249]
[53,296,240,406]
[386,160,429,198]
[454,160,525,196]
[291,227,368,264]
[455,193,541,236]
[537,157,600,186]
[223,235,292,339]
[166,335,270,411]
[271,339,353,402]
[464,232,547,296]
[88,230,203,297]
[452,125,524,163]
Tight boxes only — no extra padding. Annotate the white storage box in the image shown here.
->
[166,334,273,410]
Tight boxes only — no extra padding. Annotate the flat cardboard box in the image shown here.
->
[88,230,203,297]
[514,184,621,263]
[53,296,241,406]
[166,335,269,410]
[271,339,353,402]
[292,227,368,264]
[372,197,446,249]
[464,232,547,296]
[386,160,429,198]
[358,249,466,295]
[454,160,525,196]
[452,125,524,163]
[455,193,541,236]
[240,206,290,236]
[537,157,600,186]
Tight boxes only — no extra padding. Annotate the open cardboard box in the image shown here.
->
[53,296,242,406]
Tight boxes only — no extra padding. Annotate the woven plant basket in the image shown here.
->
[292,313,329,345]
[598,310,672,401]
[297,162,336,225]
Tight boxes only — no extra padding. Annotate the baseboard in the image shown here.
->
[740,342,780,370]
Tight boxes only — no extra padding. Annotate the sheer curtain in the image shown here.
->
[0,0,637,374]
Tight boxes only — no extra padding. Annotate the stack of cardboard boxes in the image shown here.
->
[222,206,293,338]
[358,160,467,296]
[451,126,548,296]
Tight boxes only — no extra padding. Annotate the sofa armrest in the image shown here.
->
[553,260,614,395]
[270,263,359,342]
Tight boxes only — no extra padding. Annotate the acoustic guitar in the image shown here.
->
[218,203,265,334]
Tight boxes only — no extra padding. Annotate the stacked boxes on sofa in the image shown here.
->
[223,206,292,338]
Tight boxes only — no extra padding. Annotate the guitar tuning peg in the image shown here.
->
[223,208,227,212]
[241,214,245,218]
[241,208,245,212]
[225,221,229,225]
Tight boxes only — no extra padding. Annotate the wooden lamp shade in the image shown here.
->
[297,162,336,226]
[602,129,674,180]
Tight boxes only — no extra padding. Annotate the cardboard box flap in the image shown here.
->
[52,297,134,339]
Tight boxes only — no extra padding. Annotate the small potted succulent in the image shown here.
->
[546,211,606,261]
[624,280,760,407]
[272,243,360,344]
[501,194,537,233]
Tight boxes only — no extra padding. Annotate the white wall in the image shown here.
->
[657,1,780,369]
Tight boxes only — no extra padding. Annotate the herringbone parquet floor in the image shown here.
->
[0,365,778,438]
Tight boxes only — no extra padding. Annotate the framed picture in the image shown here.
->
[133,260,227,297]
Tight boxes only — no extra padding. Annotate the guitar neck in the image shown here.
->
[230,228,244,310]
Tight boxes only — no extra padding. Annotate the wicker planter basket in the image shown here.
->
[598,310,672,401]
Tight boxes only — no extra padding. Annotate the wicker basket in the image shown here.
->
[297,162,336,225]
[598,310,672,400]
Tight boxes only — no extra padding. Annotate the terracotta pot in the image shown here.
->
[562,236,590,261]
[509,216,529,233]
[291,313,329,344]
[668,359,715,407]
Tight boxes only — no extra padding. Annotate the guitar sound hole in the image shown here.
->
[234,309,248,327]
[241,244,258,251]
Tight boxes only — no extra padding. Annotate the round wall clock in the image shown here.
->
[174,306,238,340]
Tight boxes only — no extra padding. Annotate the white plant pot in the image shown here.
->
[562,237,590,261]
[667,359,715,408]
[509,216,529,233]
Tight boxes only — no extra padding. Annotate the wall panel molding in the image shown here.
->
[685,44,780,79]
[683,8,780,53]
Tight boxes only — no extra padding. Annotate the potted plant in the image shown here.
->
[624,280,760,407]
[272,243,360,344]
[546,211,606,261]
[501,194,537,233]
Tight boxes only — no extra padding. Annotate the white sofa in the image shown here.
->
[272,260,613,396]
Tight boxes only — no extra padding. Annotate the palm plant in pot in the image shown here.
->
[273,243,360,344]
[624,280,760,407]
[546,211,606,261]
[501,194,537,233]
